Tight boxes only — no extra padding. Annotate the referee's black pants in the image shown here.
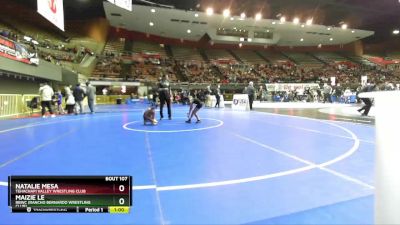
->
[248,94,254,110]
[159,92,171,119]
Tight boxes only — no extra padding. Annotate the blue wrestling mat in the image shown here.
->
[0,103,375,224]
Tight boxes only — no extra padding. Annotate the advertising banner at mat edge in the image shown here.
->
[232,94,250,111]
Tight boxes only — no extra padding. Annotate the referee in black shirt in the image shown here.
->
[158,74,172,120]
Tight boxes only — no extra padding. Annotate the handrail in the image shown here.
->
[0,94,40,118]
[0,94,132,118]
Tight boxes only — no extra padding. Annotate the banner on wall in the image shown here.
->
[37,0,65,31]
[107,0,132,11]
[0,36,39,65]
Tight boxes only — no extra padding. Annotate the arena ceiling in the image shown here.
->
[104,2,374,47]
[139,0,400,43]
[6,0,400,43]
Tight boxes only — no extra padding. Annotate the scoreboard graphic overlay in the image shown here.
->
[8,176,132,213]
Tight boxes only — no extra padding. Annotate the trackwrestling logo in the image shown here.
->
[233,99,247,105]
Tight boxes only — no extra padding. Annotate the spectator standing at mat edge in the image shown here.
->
[56,90,64,115]
[64,85,75,114]
[86,81,96,114]
[39,82,55,118]
[214,85,221,108]
[73,83,85,115]
[247,81,255,110]
[323,83,332,103]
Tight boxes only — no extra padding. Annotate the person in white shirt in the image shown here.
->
[39,82,55,118]
[64,85,75,114]
[102,88,108,96]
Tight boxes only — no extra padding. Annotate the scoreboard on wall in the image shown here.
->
[8,176,132,213]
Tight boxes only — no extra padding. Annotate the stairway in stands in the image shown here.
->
[210,65,224,81]
[199,49,210,62]
[280,52,298,64]
[173,63,189,82]
[124,40,133,52]
[122,40,133,80]
[255,51,271,64]
[307,52,327,65]
[166,45,188,82]
[228,49,243,63]
[164,45,174,59]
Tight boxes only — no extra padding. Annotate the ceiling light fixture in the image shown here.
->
[255,13,262,21]
[206,7,213,16]
[223,9,230,18]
